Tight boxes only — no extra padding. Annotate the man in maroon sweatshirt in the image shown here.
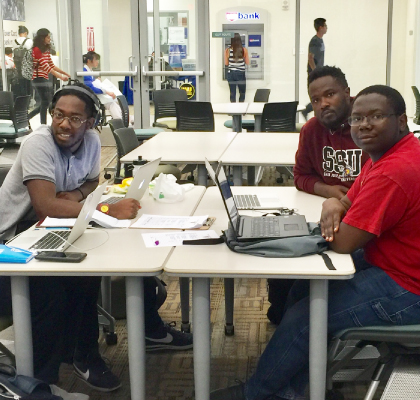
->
[267,66,369,325]
[294,65,369,199]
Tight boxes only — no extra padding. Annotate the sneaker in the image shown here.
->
[73,354,121,392]
[50,384,90,400]
[145,322,193,351]
[210,381,245,400]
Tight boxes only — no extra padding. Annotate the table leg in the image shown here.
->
[247,167,256,186]
[233,166,242,186]
[224,278,234,335]
[254,115,262,133]
[309,279,328,400]
[180,277,191,332]
[126,276,146,400]
[197,164,207,186]
[192,277,211,400]
[11,276,33,376]
[232,115,242,133]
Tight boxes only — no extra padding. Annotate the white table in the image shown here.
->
[212,102,249,133]
[165,186,355,400]
[1,186,206,400]
[220,132,300,185]
[121,131,237,186]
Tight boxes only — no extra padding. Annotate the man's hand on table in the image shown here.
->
[108,199,141,219]
[320,198,347,242]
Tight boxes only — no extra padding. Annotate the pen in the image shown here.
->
[155,240,159,246]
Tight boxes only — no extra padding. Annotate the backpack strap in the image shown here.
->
[319,253,336,270]
[15,39,19,46]
[22,38,28,46]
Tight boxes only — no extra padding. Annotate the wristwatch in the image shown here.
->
[98,203,110,215]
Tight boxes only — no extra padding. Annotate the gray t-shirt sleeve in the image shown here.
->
[21,134,57,184]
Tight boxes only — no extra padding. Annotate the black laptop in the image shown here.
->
[204,159,309,242]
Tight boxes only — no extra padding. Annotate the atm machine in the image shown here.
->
[223,24,264,80]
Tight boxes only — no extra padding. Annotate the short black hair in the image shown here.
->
[5,47,13,55]
[314,18,326,31]
[83,51,100,64]
[18,25,28,35]
[308,65,348,90]
[50,82,99,119]
[354,85,406,115]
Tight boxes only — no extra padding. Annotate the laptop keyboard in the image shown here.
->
[30,230,71,250]
[251,217,281,237]
[101,196,122,204]
[234,194,261,209]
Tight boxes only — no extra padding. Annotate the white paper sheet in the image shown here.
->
[91,210,131,228]
[142,230,220,248]
[130,214,209,229]
[40,217,77,227]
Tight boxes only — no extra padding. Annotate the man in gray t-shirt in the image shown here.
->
[302,18,328,120]
[0,83,139,392]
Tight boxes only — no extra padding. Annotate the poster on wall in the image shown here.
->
[87,27,95,51]
[2,0,25,21]
[168,44,186,68]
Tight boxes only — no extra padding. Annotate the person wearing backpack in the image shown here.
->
[12,25,33,97]
[27,28,71,125]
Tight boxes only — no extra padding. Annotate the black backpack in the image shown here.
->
[13,38,29,77]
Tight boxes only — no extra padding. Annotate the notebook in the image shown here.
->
[9,182,107,252]
[102,158,161,204]
[204,159,309,242]
[205,159,284,210]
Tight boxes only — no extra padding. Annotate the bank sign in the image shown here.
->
[226,12,260,22]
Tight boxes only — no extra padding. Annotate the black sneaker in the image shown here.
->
[145,322,193,351]
[73,353,121,392]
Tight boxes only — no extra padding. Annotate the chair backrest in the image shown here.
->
[108,118,125,134]
[152,89,188,122]
[412,86,420,125]
[0,166,11,187]
[0,92,15,124]
[116,95,130,127]
[113,127,140,177]
[254,89,271,103]
[261,101,298,132]
[13,96,31,132]
[175,101,215,132]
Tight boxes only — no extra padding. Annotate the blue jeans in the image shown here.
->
[245,250,420,400]
[227,70,246,103]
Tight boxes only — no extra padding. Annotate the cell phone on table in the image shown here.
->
[35,251,87,263]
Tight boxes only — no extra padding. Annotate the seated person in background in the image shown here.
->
[211,85,420,400]
[5,47,15,69]
[267,66,370,325]
[0,82,192,393]
[148,51,175,90]
[83,51,122,120]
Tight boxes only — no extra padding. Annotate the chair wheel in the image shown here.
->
[104,173,112,180]
[187,175,195,182]
[224,324,234,336]
[181,322,191,333]
[276,177,284,184]
[105,332,118,346]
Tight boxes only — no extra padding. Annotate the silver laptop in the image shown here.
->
[205,159,284,210]
[102,158,161,204]
[205,159,309,242]
[9,182,107,252]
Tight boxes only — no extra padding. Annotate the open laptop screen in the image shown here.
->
[216,167,239,229]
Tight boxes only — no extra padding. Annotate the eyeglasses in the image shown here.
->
[348,113,396,127]
[51,111,87,128]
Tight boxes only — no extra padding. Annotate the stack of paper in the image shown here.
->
[131,214,209,230]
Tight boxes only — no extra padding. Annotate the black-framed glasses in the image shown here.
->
[348,113,396,127]
[51,111,87,128]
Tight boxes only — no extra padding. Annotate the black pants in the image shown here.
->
[266,278,296,325]
[28,78,53,124]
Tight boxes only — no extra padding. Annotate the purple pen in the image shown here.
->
[155,241,159,246]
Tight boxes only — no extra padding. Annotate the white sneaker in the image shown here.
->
[50,385,89,400]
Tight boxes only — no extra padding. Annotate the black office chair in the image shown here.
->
[0,93,32,147]
[175,101,215,131]
[411,86,420,134]
[224,88,271,131]
[326,324,420,399]
[116,95,130,127]
[261,101,298,132]
[152,89,188,130]
[113,127,181,180]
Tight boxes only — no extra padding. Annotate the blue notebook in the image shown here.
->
[0,245,35,263]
